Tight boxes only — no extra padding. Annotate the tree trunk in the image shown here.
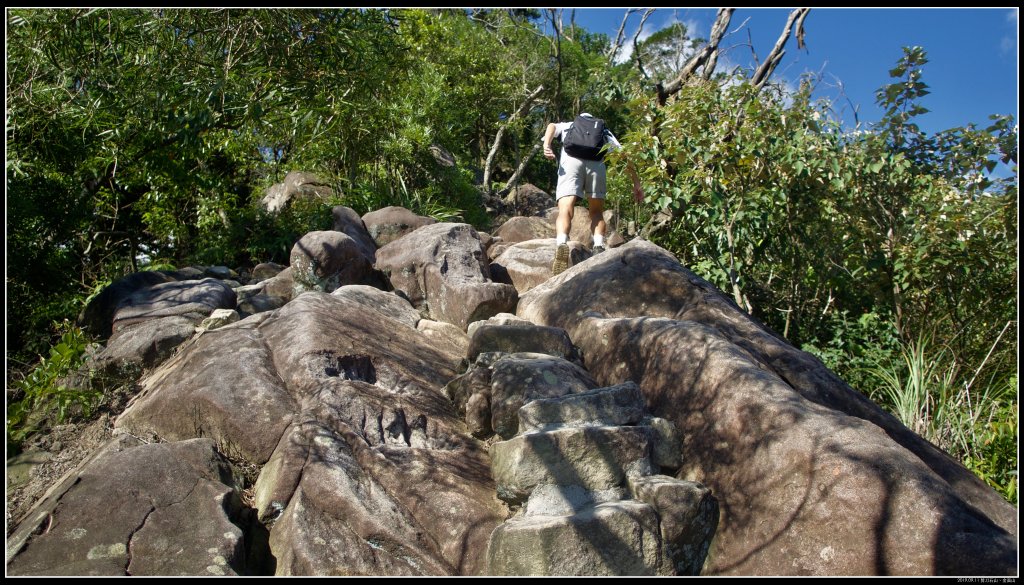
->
[482,84,544,191]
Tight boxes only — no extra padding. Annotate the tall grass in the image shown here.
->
[863,326,1018,503]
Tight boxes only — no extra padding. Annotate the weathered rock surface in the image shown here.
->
[375,222,517,330]
[290,231,381,294]
[361,206,437,247]
[111,277,237,336]
[260,171,334,214]
[110,290,505,576]
[6,438,246,576]
[518,238,1018,576]
[490,239,590,293]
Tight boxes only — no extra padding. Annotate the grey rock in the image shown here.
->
[490,425,653,504]
[7,438,245,576]
[517,382,645,433]
[629,475,719,576]
[467,323,579,363]
[486,500,672,576]
[361,206,437,247]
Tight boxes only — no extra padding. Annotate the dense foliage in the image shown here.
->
[6,9,1017,501]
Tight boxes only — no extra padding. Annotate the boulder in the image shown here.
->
[110,278,236,336]
[374,223,517,330]
[330,205,379,263]
[361,206,437,247]
[486,501,673,576]
[490,240,590,294]
[629,475,719,576]
[78,271,177,339]
[114,315,296,465]
[6,438,246,576]
[517,382,646,433]
[501,183,553,218]
[466,313,533,338]
[543,207,625,248]
[290,231,382,295]
[251,262,286,283]
[416,319,471,363]
[92,315,196,374]
[331,285,421,329]
[489,425,654,504]
[517,238,1018,576]
[467,323,579,363]
[492,216,553,246]
[200,308,240,331]
[260,171,334,214]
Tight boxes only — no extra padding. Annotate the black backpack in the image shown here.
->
[562,114,607,161]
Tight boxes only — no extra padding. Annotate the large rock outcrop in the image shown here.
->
[374,223,517,330]
[13,211,1017,578]
[109,288,505,575]
[517,238,1018,576]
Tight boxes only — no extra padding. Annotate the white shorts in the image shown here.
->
[556,154,607,200]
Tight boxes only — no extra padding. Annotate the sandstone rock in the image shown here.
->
[466,312,532,338]
[486,500,672,576]
[488,354,599,439]
[251,262,286,283]
[331,285,421,329]
[330,205,379,263]
[78,271,177,339]
[518,238,1018,576]
[375,223,517,329]
[492,216,553,246]
[110,278,236,336]
[490,425,653,504]
[260,171,334,214]
[502,183,553,218]
[361,206,437,247]
[261,267,295,301]
[6,438,245,576]
[115,316,295,465]
[517,382,645,433]
[290,231,381,295]
[543,207,625,249]
[200,308,240,331]
[629,475,719,576]
[93,315,196,373]
[467,323,579,363]
[490,240,590,294]
[204,265,237,280]
[416,319,471,363]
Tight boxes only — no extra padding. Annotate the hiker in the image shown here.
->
[543,112,643,275]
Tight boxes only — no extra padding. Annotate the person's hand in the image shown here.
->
[543,144,556,160]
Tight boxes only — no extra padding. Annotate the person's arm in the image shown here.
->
[543,123,558,160]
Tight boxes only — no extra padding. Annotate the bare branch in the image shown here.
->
[500,141,543,196]
[751,8,810,90]
[483,84,545,190]
[632,8,656,80]
[606,8,638,62]
[658,8,733,104]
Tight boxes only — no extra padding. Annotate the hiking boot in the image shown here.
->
[551,243,570,275]
[593,244,606,255]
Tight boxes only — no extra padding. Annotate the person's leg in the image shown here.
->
[586,161,608,251]
[587,196,606,239]
[556,194,577,243]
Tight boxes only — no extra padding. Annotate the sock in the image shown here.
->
[593,234,604,247]
[556,234,568,245]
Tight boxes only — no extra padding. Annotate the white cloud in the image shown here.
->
[1007,8,1018,24]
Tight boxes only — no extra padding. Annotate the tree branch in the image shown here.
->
[482,84,545,190]
[632,8,656,81]
[606,8,638,63]
[751,8,809,90]
[657,8,733,105]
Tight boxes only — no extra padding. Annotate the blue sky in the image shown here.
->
[569,8,1018,136]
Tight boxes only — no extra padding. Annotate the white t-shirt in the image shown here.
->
[554,115,621,162]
